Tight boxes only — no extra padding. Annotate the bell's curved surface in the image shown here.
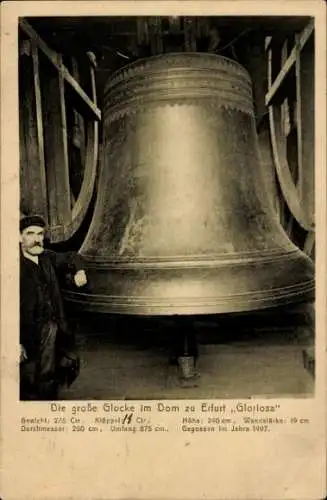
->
[65,53,314,315]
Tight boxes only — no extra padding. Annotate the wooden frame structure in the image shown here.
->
[265,18,315,257]
[19,18,101,244]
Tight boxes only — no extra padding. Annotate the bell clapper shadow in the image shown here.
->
[170,315,200,387]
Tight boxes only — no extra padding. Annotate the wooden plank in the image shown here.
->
[265,19,314,106]
[295,34,315,226]
[265,36,272,51]
[149,17,163,54]
[245,37,268,125]
[19,41,48,218]
[268,105,313,231]
[71,57,80,83]
[42,59,72,227]
[90,59,98,106]
[184,17,197,52]
[70,57,86,151]
[137,17,149,47]
[31,42,48,216]
[19,18,101,121]
[295,50,304,197]
[303,231,315,258]
[267,48,273,90]
[281,37,288,66]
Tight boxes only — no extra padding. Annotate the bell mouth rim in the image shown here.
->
[64,282,315,316]
[64,250,314,314]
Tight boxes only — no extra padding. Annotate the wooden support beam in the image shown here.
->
[303,231,315,258]
[265,36,272,51]
[19,41,48,218]
[268,104,314,231]
[70,57,86,152]
[89,59,98,107]
[31,42,48,216]
[184,17,197,52]
[19,18,101,122]
[295,35,315,226]
[149,17,163,54]
[244,37,268,125]
[42,58,72,228]
[267,47,272,90]
[265,19,314,106]
[68,61,99,242]
[137,17,149,47]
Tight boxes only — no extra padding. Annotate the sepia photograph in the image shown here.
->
[1,2,326,499]
[18,14,316,401]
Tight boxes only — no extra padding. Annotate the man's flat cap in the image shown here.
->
[20,214,47,232]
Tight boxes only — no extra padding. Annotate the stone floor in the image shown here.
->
[60,304,315,400]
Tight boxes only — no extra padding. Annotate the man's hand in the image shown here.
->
[20,344,27,363]
[74,269,87,288]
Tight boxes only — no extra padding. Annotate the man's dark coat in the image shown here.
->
[20,248,84,361]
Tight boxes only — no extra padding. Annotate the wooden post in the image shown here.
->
[42,55,71,229]
[266,42,286,226]
[19,40,48,218]
[149,17,163,54]
[245,33,268,126]
[295,33,315,225]
[137,17,149,47]
[184,17,197,52]
[71,57,86,152]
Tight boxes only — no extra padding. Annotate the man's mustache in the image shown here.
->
[29,242,44,248]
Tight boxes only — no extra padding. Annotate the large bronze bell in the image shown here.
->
[65,53,314,315]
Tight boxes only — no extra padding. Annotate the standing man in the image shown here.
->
[19,214,88,400]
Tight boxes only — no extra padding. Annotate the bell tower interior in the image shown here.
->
[18,15,315,399]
